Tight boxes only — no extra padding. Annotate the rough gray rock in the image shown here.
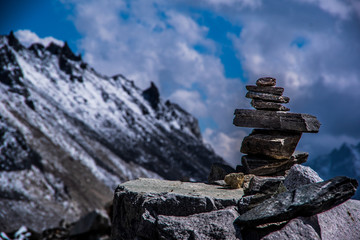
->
[241,152,308,176]
[259,216,321,240]
[235,176,358,227]
[156,207,241,240]
[246,85,284,95]
[208,163,236,184]
[251,99,290,111]
[241,129,302,159]
[245,176,285,195]
[112,178,244,239]
[284,164,323,191]
[246,91,290,103]
[256,77,276,86]
[233,109,321,133]
[240,215,321,240]
[317,200,360,240]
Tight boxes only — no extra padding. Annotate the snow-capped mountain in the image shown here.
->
[0,32,225,232]
[308,142,360,199]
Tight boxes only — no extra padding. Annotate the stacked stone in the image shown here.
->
[234,77,321,176]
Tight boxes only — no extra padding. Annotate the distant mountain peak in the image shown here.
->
[308,141,360,199]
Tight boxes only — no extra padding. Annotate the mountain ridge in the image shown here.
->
[308,141,360,199]
[0,32,225,232]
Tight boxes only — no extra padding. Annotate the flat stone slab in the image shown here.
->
[241,129,302,159]
[246,85,284,95]
[251,99,289,111]
[117,178,244,201]
[246,91,290,103]
[241,151,308,176]
[112,178,244,239]
[233,109,321,133]
[235,176,358,227]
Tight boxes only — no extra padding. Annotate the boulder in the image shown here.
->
[112,178,244,239]
[235,176,358,227]
[284,164,323,190]
[155,207,240,240]
[251,99,290,111]
[233,109,321,133]
[246,85,284,95]
[317,199,360,240]
[208,163,236,184]
[241,129,302,159]
[246,92,290,103]
[256,77,276,86]
[241,152,308,176]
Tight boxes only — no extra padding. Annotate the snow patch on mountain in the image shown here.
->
[0,31,225,231]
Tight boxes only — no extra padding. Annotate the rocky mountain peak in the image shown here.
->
[0,31,225,232]
[61,41,81,61]
[7,31,24,51]
[142,81,160,110]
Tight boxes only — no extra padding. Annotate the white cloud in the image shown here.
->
[169,90,207,117]
[295,0,353,19]
[14,29,64,47]
[62,0,360,163]
[203,128,247,167]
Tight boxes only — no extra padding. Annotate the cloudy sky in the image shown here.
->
[1,0,360,166]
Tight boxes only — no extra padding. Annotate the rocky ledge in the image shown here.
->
[112,178,244,239]
[111,166,359,240]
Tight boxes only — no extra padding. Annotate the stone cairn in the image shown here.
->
[233,77,321,176]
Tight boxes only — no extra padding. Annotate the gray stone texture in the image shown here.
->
[246,91,290,103]
[235,176,358,227]
[233,109,321,133]
[317,200,360,240]
[256,77,276,86]
[112,178,244,240]
[245,176,285,195]
[156,207,241,240]
[241,129,302,159]
[284,164,323,191]
[246,85,284,95]
[251,99,290,111]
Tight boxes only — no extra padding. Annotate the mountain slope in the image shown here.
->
[0,32,225,232]
[308,142,360,199]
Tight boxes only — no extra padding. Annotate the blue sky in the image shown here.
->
[2,0,360,166]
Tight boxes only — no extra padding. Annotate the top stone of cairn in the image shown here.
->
[256,77,276,87]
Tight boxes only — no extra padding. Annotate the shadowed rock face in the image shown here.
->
[142,82,160,110]
[235,176,358,227]
[241,152,308,176]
